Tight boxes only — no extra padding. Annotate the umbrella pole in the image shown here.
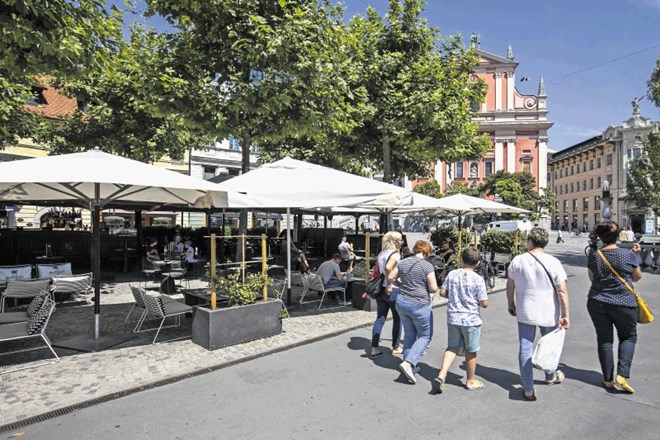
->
[92,184,101,340]
[286,208,292,307]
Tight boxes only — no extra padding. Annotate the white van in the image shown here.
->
[488,220,538,232]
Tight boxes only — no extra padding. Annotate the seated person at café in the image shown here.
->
[183,240,196,263]
[437,241,455,265]
[168,235,184,257]
[146,238,160,261]
[316,253,347,289]
[280,235,311,272]
[338,235,357,272]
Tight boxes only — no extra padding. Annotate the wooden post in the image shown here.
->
[514,229,520,254]
[210,233,217,310]
[262,233,268,301]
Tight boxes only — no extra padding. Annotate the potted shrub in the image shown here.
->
[191,268,282,350]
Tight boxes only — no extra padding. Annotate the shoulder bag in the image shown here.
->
[596,250,653,324]
[365,252,396,299]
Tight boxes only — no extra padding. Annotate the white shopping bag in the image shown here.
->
[532,328,566,372]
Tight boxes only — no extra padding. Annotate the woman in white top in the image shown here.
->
[507,227,570,401]
[369,231,403,359]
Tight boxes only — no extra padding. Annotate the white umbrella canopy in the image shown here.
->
[213,157,413,209]
[0,148,257,348]
[0,148,255,209]
[430,193,530,216]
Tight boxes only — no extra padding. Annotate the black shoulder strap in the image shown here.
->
[527,252,557,294]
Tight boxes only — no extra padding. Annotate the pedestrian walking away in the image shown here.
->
[507,227,570,401]
[390,240,438,384]
[434,247,489,393]
[369,231,403,359]
[586,221,643,393]
[556,229,564,244]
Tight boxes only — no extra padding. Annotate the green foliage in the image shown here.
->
[338,0,489,181]
[535,188,557,218]
[430,226,470,249]
[649,56,660,107]
[479,231,524,256]
[210,268,270,307]
[479,170,539,213]
[0,0,123,145]
[414,180,443,198]
[627,131,660,217]
[34,27,212,162]
[445,181,480,197]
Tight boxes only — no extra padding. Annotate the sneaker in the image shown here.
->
[391,346,403,356]
[614,375,635,393]
[399,361,417,384]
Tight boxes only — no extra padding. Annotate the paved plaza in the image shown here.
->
[1,232,658,438]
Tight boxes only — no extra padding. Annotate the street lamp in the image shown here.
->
[601,180,612,221]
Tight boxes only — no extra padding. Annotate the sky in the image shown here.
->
[120,0,660,152]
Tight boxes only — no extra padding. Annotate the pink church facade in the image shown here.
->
[430,46,553,192]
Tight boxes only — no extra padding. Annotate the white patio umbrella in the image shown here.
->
[213,157,421,304]
[430,193,530,217]
[0,148,255,349]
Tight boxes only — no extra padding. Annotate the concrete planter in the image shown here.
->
[191,299,282,350]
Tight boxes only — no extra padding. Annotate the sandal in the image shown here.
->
[545,370,565,385]
[523,389,537,401]
[391,346,403,356]
[614,375,635,394]
[432,377,445,394]
[465,380,486,391]
[370,351,384,359]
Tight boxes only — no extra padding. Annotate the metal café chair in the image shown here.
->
[137,290,192,344]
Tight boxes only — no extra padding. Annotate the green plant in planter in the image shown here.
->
[206,267,270,307]
[430,226,471,249]
[480,231,525,257]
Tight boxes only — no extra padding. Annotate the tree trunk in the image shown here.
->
[237,132,252,262]
[380,135,391,233]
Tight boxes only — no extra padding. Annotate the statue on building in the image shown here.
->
[631,95,643,115]
[470,33,480,49]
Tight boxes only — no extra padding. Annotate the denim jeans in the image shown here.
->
[517,322,557,392]
[587,298,637,380]
[396,295,432,367]
[371,287,401,349]
[325,278,348,289]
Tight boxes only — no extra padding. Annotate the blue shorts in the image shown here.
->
[447,323,481,353]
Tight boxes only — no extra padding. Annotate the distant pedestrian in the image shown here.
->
[625,226,635,242]
[507,227,570,401]
[433,247,489,393]
[556,229,564,244]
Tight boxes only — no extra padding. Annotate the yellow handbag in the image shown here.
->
[597,250,654,324]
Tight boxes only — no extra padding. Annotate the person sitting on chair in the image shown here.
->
[338,235,357,271]
[183,240,196,263]
[437,241,455,265]
[316,253,347,289]
[146,238,160,261]
[280,234,310,272]
[168,235,184,258]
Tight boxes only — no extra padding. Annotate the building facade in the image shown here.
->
[431,45,553,193]
[548,106,658,233]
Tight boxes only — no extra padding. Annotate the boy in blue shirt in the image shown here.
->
[433,247,489,393]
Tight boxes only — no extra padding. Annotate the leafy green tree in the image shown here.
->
[445,181,480,197]
[145,0,361,173]
[534,188,557,219]
[0,0,123,145]
[479,170,538,212]
[648,56,660,106]
[413,179,443,198]
[336,0,489,182]
[627,131,660,217]
[35,27,213,162]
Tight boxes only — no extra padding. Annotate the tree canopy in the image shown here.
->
[0,0,123,145]
[478,170,542,213]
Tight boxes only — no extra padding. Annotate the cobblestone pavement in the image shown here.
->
[0,267,508,427]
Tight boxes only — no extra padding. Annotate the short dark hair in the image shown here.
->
[527,228,549,249]
[331,253,342,261]
[461,248,480,267]
[594,221,619,245]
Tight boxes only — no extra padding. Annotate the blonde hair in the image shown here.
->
[382,231,403,251]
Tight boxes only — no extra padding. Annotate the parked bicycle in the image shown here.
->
[477,253,496,289]
[572,228,583,237]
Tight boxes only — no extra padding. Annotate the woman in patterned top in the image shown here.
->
[587,221,643,393]
[389,240,438,384]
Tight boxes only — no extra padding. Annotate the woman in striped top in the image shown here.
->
[389,240,438,384]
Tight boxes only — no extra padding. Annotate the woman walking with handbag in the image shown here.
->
[587,221,643,393]
[369,231,403,359]
[507,228,570,401]
[390,240,438,384]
